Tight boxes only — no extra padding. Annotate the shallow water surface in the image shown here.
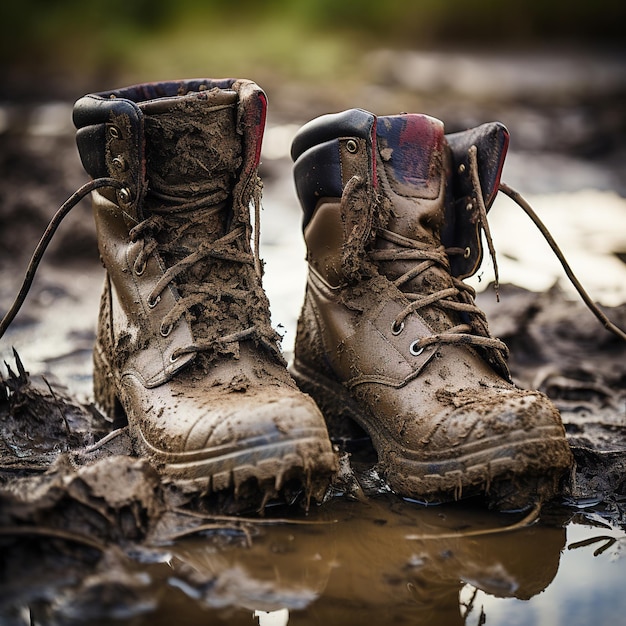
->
[9,494,624,626]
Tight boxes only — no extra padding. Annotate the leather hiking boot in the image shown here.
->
[290,109,573,509]
[72,79,336,502]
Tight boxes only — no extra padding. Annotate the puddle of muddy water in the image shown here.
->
[3,494,625,626]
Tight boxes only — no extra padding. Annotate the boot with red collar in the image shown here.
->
[73,79,337,503]
[290,109,572,509]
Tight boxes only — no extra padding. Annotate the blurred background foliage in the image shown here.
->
[1,0,624,100]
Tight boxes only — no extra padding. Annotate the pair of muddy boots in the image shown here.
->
[73,79,572,509]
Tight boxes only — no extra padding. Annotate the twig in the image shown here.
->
[0,525,107,552]
[406,501,541,541]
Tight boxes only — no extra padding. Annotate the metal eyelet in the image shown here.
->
[134,258,146,276]
[346,139,358,153]
[147,295,161,308]
[391,320,405,336]
[112,156,127,172]
[458,163,466,174]
[169,351,181,363]
[160,323,173,337]
[118,187,133,206]
[409,340,424,356]
[463,246,471,259]
[465,202,473,212]
[108,125,121,139]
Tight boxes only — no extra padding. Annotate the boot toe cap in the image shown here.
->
[424,387,565,451]
[120,376,337,490]
[383,386,573,503]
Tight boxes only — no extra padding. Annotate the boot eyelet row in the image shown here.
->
[391,320,405,335]
[409,340,424,356]
[147,295,161,308]
[160,323,173,337]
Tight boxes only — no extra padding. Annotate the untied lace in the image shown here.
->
[0,178,122,339]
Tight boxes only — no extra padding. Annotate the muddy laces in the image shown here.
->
[337,169,509,358]
[369,230,509,356]
[2,166,625,347]
[339,143,626,356]
[462,144,626,343]
[498,182,626,342]
[129,203,256,340]
[130,175,278,360]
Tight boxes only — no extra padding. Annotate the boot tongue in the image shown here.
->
[141,91,251,345]
[142,90,241,213]
[375,114,446,241]
[374,115,459,333]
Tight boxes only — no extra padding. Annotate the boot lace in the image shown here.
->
[0,177,283,360]
[369,230,509,356]
[129,176,279,361]
[0,178,123,338]
[461,145,625,344]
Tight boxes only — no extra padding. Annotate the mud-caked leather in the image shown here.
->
[73,79,336,498]
[290,109,572,507]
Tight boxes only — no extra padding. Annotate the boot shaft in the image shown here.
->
[73,80,278,387]
[292,108,512,380]
[73,79,266,224]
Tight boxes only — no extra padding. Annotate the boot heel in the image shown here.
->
[290,360,367,444]
[93,344,126,426]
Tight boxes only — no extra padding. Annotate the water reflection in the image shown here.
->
[3,496,625,625]
[162,497,569,625]
[254,608,290,626]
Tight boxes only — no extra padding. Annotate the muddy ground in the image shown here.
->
[1,280,625,625]
[1,49,626,624]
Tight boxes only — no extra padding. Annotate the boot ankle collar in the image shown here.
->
[443,122,509,278]
[291,108,377,162]
[74,94,146,222]
[292,109,378,229]
[73,79,267,224]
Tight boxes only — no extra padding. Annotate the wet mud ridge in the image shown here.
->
[1,282,625,623]
[478,284,626,503]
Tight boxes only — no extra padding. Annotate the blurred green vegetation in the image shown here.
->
[1,0,624,95]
